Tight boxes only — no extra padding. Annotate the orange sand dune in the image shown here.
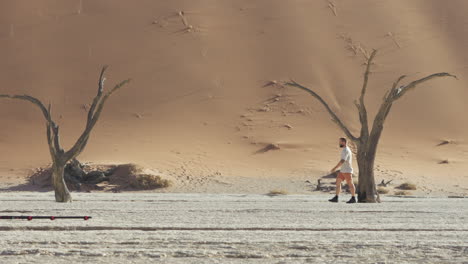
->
[0,0,467,196]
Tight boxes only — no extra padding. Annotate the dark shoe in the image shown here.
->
[346,196,357,204]
[328,195,338,203]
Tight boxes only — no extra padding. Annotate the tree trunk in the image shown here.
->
[356,143,378,203]
[356,119,386,203]
[356,153,377,202]
[52,162,72,203]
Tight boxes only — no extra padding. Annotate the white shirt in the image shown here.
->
[340,146,353,173]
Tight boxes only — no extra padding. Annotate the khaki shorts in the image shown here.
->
[337,172,353,181]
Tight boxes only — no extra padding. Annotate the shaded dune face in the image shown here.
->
[0,0,466,189]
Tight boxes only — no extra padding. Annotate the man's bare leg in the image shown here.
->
[329,175,343,202]
[335,177,343,196]
[345,177,356,197]
[344,174,357,203]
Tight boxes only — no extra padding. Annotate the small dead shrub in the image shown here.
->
[397,182,417,190]
[267,189,288,196]
[394,190,411,196]
[377,187,389,194]
[109,163,171,190]
[26,162,171,192]
[131,174,171,189]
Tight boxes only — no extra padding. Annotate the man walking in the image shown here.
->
[328,138,357,203]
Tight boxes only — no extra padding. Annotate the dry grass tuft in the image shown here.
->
[377,186,389,194]
[267,189,288,196]
[130,174,171,189]
[110,163,171,190]
[397,182,417,190]
[394,190,411,196]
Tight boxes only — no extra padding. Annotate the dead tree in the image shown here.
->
[0,66,131,202]
[284,50,456,203]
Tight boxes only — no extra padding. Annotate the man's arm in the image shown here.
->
[331,160,345,173]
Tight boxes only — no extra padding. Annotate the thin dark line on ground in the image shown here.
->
[0,226,466,232]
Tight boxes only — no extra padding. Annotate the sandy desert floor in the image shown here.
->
[0,192,466,263]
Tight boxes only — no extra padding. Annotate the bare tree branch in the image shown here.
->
[46,121,56,159]
[46,103,56,156]
[354,49,377,141]
[52,123,63,154]
[0,94,52,123]
[47,103,63,154]
[284,80,358,142]
[391,75,407,91]
[0,94,64,152]
[370,72,457,142]
[0,94,66,155]
[98,65,108,93]
[87,65,108,127]
[65,78,131,161]
[391,72,457,101]
[360,50,377,101]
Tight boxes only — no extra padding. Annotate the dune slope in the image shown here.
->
[0,0,467,196]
